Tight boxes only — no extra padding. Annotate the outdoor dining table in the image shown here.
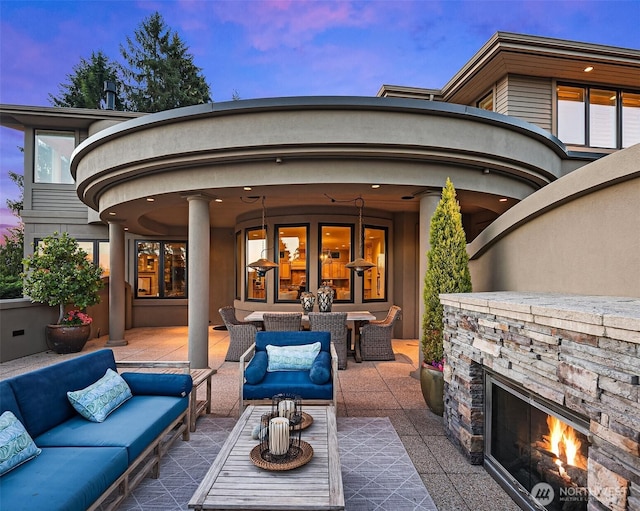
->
[243,310,376,362]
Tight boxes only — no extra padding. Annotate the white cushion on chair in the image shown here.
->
[266,342,321,371]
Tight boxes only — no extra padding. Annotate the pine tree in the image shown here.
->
[49,51,122,110]
[422,178,472,365]
[120,12,211,112]
[0,171,25,298]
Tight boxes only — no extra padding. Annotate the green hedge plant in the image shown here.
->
[22,232,103,324]
[422,178,472,368]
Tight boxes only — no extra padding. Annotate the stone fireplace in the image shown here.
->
[440,292,639,511]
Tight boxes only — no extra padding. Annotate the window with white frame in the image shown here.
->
[34,130,75,183]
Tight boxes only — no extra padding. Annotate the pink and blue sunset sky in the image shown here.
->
[1,0,639,236]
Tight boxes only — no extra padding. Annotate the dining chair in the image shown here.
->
[308,312,349,370]
[219,306,260,361]
[359,305,402,361]
[262,312,303,331]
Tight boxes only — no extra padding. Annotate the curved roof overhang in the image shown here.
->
[71,96,570,236]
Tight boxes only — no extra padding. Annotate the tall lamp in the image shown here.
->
[247,196,278,277]
[345,197,376,276]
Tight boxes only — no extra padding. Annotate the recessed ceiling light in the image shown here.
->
[146,197,155,202]
[108,212,116,216]
[584,66,594,72]
[215,198,223,203]
[499,198,508,202]
[244,186,252,191]
[124,227,129,231]
[371,184,380,189]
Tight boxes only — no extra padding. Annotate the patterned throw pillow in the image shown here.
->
[266,342,321,372]
[67,368,133,422]
[0,411,42,475]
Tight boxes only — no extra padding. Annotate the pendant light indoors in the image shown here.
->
[247,196,278,277]
[345,197,376,276]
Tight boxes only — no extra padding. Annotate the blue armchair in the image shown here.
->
[239,331,337,411]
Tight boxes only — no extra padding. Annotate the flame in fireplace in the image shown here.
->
[542,415,586,469]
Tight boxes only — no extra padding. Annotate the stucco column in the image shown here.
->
[107,220,127,346]
[411,191,441,378]
[187,194,211,369]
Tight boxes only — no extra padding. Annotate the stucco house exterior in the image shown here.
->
[1,32,638,367]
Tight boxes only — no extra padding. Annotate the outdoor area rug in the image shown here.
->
[116,415,437,511]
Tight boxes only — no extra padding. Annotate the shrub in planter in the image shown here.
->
[22,232,103,352]
[421,178,472,414]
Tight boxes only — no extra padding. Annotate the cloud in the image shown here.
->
[210,0,380,52]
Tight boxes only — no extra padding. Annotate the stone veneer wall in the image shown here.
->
[439,292,640,511]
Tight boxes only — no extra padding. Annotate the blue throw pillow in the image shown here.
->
[266,342,321,371]
[309,351,332,384]
[245,351,268,384]
[67,368,132,423]
[0,411,41,475]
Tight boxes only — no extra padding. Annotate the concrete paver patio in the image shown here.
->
[0,326,519,511]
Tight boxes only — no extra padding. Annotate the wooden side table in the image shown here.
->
[188,368,216,431]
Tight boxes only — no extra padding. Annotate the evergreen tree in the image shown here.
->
[120,12,211,112]
[422,178,472,365]
[0,171,25,298]
[49,51,123,110]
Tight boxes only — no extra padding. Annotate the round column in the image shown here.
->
[107,220,127,346]
[187,194,211,368]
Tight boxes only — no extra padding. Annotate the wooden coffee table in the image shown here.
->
[189,405,344,510]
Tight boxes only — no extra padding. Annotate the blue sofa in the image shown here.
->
[239,331,337,411]
[0,349,192,511]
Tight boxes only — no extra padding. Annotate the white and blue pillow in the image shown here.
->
[67,368,132,422]
[266,342,321,372]
[0,411,42,475]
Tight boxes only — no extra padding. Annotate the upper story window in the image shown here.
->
[477,91,494,111]
[557,85,640,149]
[276,224,308,302]
[34,130,75,183]
[136,241,187,298]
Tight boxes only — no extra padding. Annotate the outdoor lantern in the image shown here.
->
[247,196,277,277]
[345,197,376,276]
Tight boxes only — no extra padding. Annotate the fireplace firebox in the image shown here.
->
[485,373,591,511]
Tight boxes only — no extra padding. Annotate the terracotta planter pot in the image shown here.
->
[420,365,444,416]
[45,324,91,354]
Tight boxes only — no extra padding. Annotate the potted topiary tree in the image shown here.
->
[421,178,472,415]
[22,232,104,354]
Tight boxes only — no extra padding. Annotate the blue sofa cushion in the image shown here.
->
[245,351,268,384]
[0,411,41,475]
[309,351,332,385]
[67,368,132,423]
[266,342,321,371]
[256,331,331,353]
[34,395,188,464]
[121,372,192,397]
[243,371,332,400]
[7,349,118,438]
[0,446,127,511]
